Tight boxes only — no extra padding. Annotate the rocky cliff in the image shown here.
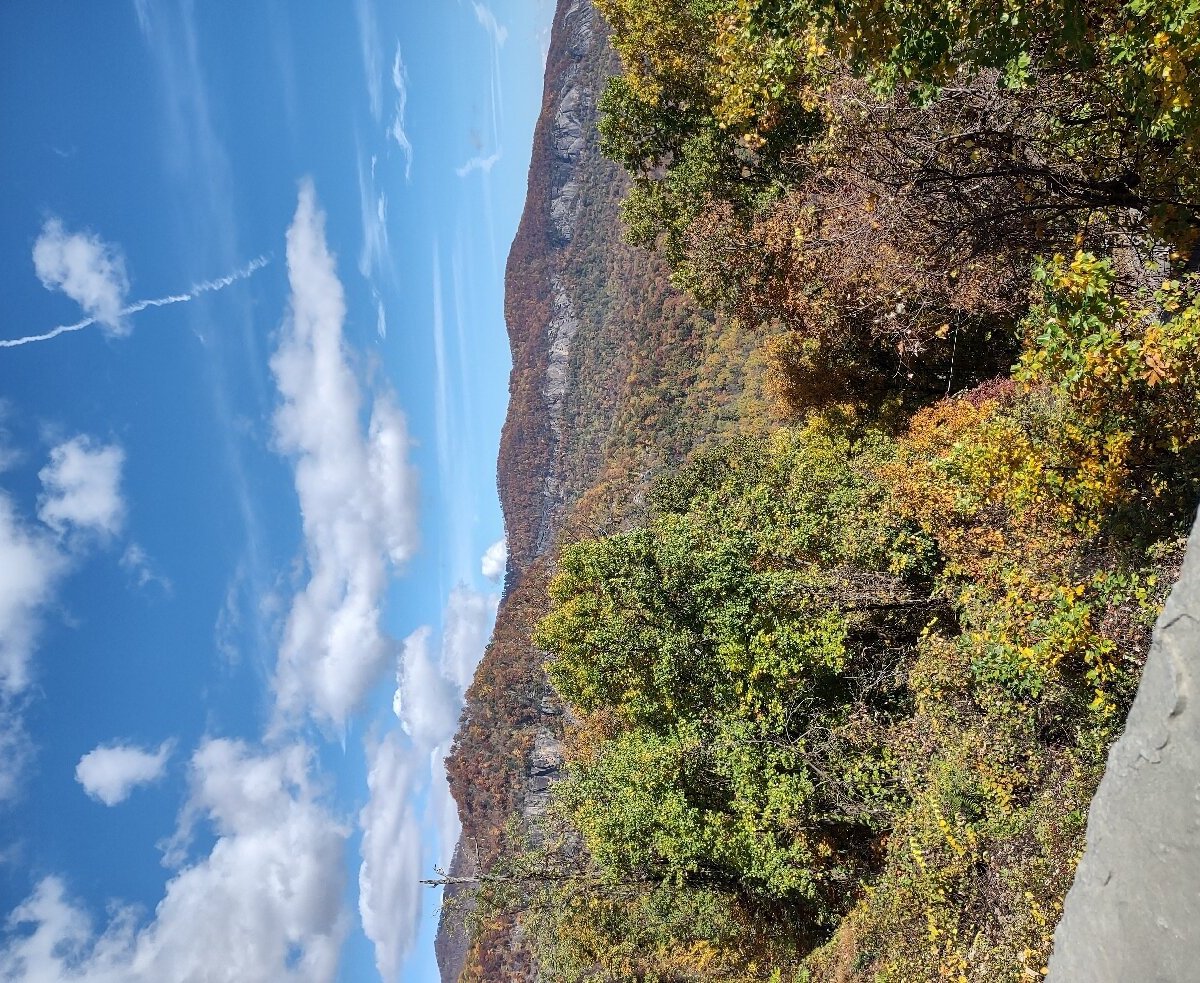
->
[1047,511,1200,982]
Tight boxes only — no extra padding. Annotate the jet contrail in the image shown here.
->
[2,255,270,349]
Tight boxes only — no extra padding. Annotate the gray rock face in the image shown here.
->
[521,727,566,829]
[548,0,595,243]
[1047,514,1200,983]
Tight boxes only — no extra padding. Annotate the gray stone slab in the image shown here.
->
[1047,513,1200,983]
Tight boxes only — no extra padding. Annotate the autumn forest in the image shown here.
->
[441,2,1200,980]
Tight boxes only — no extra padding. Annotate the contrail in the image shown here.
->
[2,255,270,349]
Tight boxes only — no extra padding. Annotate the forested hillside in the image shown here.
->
[442,1,1200,980]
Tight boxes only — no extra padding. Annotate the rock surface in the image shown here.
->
[1047,513,1200,982]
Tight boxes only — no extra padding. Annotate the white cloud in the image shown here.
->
[0,436,126,802]
[441,584,497,691]
[391,587,496,749]
[3,256,268,351]
[366,586,496,975]
[472,2,509,47]
[75,740,173,806]
[358,732,422,982]
[0,710,33,804]
[0,740,348,983]
[353,0,384,122]
[455,150,501,179]
[481,537,507,583]
[0,494,64,699]
[270,181,419,731]
[473,1,507,140]
[428,745,461,872]
[375,295,387,339]
[392,627,458,751]
[357,154,390,281]
[37,437,125,540]
[390,44,413,180]
[430,245,452,499]
[32,219,129,337]
[120,543,171,592]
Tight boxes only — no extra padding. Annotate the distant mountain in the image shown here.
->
[435,1,761,978]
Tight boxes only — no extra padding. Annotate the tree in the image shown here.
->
[536,422,940,921]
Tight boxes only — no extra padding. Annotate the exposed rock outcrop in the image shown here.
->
[548,1,595,242]
[1047,512,1200,982]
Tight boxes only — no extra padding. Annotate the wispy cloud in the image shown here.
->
[33,219,130,336]
[130,1,275,662]
[357,152,390,281]
[472,1,509,49]
[455,150,501,179]
[374,294,387,339]
[353,0,384,123]
[390,43,413,180]
[75,740,173,806]
[0,712,32,805]
[270,180,419,731]
[0,740,348,982]
[1,256,268,350]
[473,1,507,138]
[356,153,392,339]
[453,2,506,195]
[120,543,172,593]
[431,243,451,498]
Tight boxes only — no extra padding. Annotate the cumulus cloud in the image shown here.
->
[390,44,413,180]
[366,585,497,974]
[428,747,462,872]
[441,584,497,691]
[392,586,496,747]
[392,627,459,751]
[270,181,419,730]
[358,733,422,982]
[1,741,347,982]
[36,437,125,540]
[0,436,126,800]
[0,495,65,700]
[32,219,129,336]
[481,537,507,583]
[75,740,173,806]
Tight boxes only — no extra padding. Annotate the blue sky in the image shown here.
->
[0,1,554,980]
